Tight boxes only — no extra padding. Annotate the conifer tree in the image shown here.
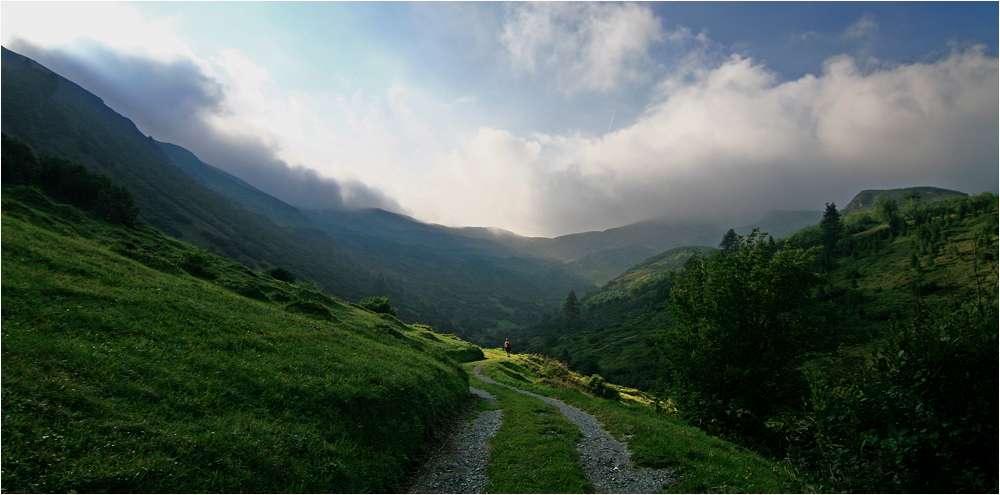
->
[719,228,740,256]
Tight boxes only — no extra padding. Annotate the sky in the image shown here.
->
[2,1,997,237]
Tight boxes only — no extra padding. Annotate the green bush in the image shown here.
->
[265,266,296,284]
[359,296,397,316]
[662,229,825,441]
[797,301,998,493]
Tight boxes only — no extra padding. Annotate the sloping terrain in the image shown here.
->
[1,46,375,301]
[1,184,481,493]
[841,186,967,215]
[1,45,595,346]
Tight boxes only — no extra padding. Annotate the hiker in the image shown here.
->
[504,338,512,357]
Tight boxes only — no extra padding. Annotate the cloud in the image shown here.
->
[4,37,401,213]
[501,2,663,94]
[433,47,998,236]
[842,12,879,42]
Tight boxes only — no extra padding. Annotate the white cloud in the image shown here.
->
[426,48,997,236]
[501,2,663,94]
[4,3,996,238]
[842,12,879,42]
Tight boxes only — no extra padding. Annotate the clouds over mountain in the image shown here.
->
[4,37,401,213]
[3,3,996,237]
[441,47,998,236]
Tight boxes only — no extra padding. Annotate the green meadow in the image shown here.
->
[1,184,481,493]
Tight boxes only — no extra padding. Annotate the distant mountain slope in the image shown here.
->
[154,139,315,230]
[513,245,714,389]
[1,46,595,344]
[469,210,821,285]
[1,46,374,300]
[842,186,967,215]
[587,246,716,306]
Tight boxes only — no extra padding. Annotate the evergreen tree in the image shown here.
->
[719,228,740,256]
[563,290,580,332]
[819,202,842,270]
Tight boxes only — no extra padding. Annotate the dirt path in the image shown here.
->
[405,362,675,494]
[472,364,676,494]
[404,387,502,494]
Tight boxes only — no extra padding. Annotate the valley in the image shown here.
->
[2,43,997,493]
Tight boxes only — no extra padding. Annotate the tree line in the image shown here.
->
[662,204,997,492]
[2,133,139,227]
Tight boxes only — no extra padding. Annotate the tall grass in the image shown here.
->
[2,185,481,493]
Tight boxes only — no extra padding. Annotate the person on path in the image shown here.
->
[504,339,512,358]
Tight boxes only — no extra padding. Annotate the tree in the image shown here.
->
[718,228,740,256]
[662,229,825,439]
[875,196,904,237]
[819,202,842,270]
[563,290,580,332]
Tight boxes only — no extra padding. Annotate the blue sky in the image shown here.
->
[3,2,997,236]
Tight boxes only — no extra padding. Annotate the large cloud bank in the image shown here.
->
[3,3,996,237]
[440,47,997,235]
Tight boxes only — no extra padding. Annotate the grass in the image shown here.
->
[1,185,482,493]
[474,350,809,493]
[470,376,591,493]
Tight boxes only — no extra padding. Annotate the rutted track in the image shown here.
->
[405,388,502,494]
[405,362,676,493]
[473,364,676,494]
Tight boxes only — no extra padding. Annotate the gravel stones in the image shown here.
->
[474,365,676,494]
[406,364,676,494]
[405,388,502,494]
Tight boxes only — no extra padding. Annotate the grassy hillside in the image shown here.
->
[1,46,378,302]
[473,351,809,493]
[796,191,998,336]
[841,186,966,215]
[516,246,714,390]
[1,184,482,493]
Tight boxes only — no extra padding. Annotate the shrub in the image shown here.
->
[582,374,619,400]
[797,301,998,493]
[359,296,397,316]
[180,250,215,279]
[265,266,296,284]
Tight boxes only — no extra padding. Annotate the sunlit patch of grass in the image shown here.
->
[1,187,482,493]
[476,354,810,493]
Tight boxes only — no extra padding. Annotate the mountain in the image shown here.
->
[0,46,596,346]
[154,140,315,230]
[0,44,819,346]
[842,186,967,215]
[456,210,822,286]
[1,46,373,300]
[519,190,997,391]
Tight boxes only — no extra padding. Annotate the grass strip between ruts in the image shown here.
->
[469,375,592,494]
[476,354,808,493]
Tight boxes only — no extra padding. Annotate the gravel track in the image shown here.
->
[405,363,675,494]
[404,388,502,494]
[473,364,676,494]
